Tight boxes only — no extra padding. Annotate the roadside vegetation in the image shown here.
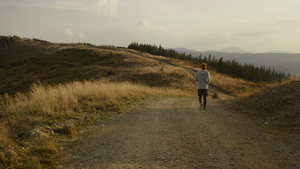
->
[0,80,191,168]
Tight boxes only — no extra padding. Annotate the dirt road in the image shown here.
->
[61,97,299,169]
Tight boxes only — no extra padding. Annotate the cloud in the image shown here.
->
[78,32,84,38]
[96,0,119,17]
[61,28,74,37]
[60,29,84,38]
[134,19,169,34]
[278,19,294,24]
[1,0,119,18]
[135,20,152,32]
[233,30,274,37]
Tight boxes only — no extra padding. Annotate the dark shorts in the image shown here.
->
[198,89,208,96]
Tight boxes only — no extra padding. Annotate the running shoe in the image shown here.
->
[199,103,203,111]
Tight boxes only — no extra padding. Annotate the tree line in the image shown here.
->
[128,42,288,83]
[0,36,15,48]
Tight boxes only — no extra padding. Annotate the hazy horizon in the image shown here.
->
[1,0,300,53]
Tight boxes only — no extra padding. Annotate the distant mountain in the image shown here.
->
[173,47,300,77]
[174,47,203,54]
[219,47,251,53]
[265,50,291,53]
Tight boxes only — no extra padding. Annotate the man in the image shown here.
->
[195,63,210,111]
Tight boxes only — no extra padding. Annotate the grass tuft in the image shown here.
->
[61,123,76,137]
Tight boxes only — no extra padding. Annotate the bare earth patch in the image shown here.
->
[60,97,299,169]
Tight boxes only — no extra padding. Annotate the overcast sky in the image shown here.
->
[1,0,300,53]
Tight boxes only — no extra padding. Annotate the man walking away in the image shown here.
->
[195,63,210,111]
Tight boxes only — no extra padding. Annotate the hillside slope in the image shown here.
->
[234,80,300,133]
[0,36,195,95]
[0,36,59,66]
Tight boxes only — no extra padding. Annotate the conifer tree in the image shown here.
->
[127,42,287,83]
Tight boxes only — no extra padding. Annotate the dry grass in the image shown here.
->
[232,80,300,134]
[204,69,296,97]
[207,70,265,97]
[2,80,191,131]
[0,80,191,168]
[128,49,268,97]
[127,49,261,96]
[0,45,197,95]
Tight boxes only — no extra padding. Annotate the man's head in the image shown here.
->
[201,63,207,70]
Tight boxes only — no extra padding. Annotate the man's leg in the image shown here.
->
[198,89,203,111]
[198,89,202,104]
[203,89,208,110]
[203,95,207,110]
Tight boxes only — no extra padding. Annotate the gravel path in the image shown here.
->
[61,97,299,169]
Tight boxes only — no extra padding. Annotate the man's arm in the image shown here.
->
[207,72,210,85]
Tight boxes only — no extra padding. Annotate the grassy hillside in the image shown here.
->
[234,80,300,134]
[126,49,269,97]
[0,36,296,168]
[0,36,196,95]
[0,36,270,97]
